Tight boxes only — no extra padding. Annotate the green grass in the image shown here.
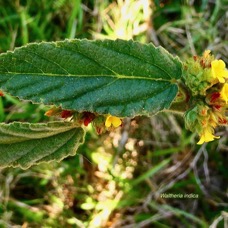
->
[0,0,227,227]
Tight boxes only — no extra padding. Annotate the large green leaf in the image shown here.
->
[0,122,85,169]
[0,39,182,117]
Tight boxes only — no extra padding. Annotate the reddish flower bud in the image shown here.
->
[96,127,102,134]
[201,109,207,116]
[193,56,198,61]
[61,110,72,119]
[0,91,4,97]
[214,105,221,110]
[45,110,54,117]
[45,107,62,117]
[200,59,205,68]
[83,112,95,126]
[218,118,227,125]
[201,120,207,127]
[210,92,220,103]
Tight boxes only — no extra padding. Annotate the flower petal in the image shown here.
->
[211,59,228,83]
[197,127,220,144]
[105,115,121,128]
[105,115,112,127]
[111,116,122,127]
[221,83,228,104]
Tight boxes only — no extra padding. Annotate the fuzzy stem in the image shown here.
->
[166,101,188,115]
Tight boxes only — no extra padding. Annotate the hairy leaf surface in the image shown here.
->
[0,39,182,117]
[0,122,85,169]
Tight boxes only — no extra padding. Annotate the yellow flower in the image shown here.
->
[203,50,211,58]
[220,83,228,103]
[211,59,228,83]
[105,115,122,128]
[197,127,220,145]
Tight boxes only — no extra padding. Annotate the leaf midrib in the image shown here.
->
[0,41,176,81]
[0,72,173,82]
[59,41,174,79]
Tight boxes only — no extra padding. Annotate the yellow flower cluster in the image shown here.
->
[196,108,221,145]
[198,56,228,144]
[184,50,228,144]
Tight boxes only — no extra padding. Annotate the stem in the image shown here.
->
[166,101,188,115]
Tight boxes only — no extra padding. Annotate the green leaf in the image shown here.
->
[0,121,85,169]
[0,39,182,117]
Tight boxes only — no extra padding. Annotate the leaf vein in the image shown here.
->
[91,42,173,79]
[23,48,70,75]
[59,45,118,76]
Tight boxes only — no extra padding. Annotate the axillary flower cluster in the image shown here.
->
[183,50,228,144]
[45,108,122,134]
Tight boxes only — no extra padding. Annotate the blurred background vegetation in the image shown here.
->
[0,0,227,227]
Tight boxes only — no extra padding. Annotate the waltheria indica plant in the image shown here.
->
[0,39,227,169]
